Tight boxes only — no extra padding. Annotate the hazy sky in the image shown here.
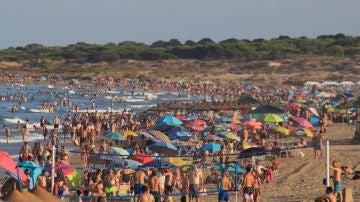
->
[1,0,360,48]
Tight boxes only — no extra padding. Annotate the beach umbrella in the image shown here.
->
[108,159,143,169]
[176,115,186,121]
[17,161,42,187]
[290,117,313,128]
[165,157,192,167]
[183,122,205,131]
[308,107,320,117]
[0,150,28,182]
[137,131,157,141]
[53,162,75,176]
[123,130,138,138]
[295,128,314,137]
[237,96,261,105]
[168,131,192,139]
[215,116,233,123]
[160,125,182,133]
[105,132,125,141]
[251,105,284,114]
[148,130,171,143]
[275,127,290,137]
[98,154,123,162]
[217,131,240,141]
[239,147,267,158]
[131,153,153,164]
[242,141,257,150]
[156,115,183,126]
[111,147,130,157]
[203,125,226,133]
[139,158,177,169]
[259,114,283,123]
[165,126,191,134]
[215,164,246,174]
[149,142,178,155]
[288,102,301,108]
[327,106,340,113]
[186,119,206,125]
[242,121,262,129]
[201,143,221,152]
[204,135,223,141]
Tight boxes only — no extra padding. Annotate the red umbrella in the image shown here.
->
[288,102,301,108]
[46,161,75,176]
[242,121,262,129]
[0,150,28,182]
[131,153,153,164]
[186,119,206,125]
[176,115,186,121]
[183,123,205,131]
[290,116,313,128]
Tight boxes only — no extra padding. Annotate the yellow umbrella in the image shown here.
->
[166,157,192,167]
[275,127,290,137]
[123,130,138,137]
[303,128,314,137]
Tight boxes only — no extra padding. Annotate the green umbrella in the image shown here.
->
[111,147,130,157]
[237,96,261,105]
[259,114,283,122]
[217,131,240,141]
[275,127,290,137]
[105,132,125,141]
[251,105,284,114]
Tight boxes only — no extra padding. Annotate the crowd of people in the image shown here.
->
[1,78,359,202]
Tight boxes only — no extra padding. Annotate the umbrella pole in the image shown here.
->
[16,166,22,190]
[235,160,238,202]
[51,145,56,194]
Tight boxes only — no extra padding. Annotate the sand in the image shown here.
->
[261,123,360,201]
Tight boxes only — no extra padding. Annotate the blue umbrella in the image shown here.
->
[17,161,42,187]
[98,154,123,162]
[108,159,142,169]
[185,115,198,120]
[215,164,246,173]
[156,115,183,126]
[201,143,221,152]
[138,158,177,169]
[149,141,178,155]
[215,117,232,123]
[168,131,192,140]
[165,126,188,134]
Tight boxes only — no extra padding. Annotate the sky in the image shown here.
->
[0,0,360,48]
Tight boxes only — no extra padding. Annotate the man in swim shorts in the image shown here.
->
[242,165,255,202]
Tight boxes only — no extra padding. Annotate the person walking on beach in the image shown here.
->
[134,168,147,202]
[218,171,231,202]
[312,130,324,159]
[242,165,255,202]
[189,165,204,202]
[330,160,343,202]
[4,125,10,144]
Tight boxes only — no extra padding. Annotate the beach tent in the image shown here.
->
[17,161,42,188]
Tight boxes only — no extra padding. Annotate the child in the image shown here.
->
[271,158,280,177]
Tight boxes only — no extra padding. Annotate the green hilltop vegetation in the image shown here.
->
[1,33,360,62]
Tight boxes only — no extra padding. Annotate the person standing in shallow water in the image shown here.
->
[4,125,10,144]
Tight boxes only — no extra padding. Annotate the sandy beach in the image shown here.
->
[262,123,360,201]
